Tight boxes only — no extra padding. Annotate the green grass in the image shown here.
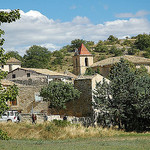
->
[0,136,150,150]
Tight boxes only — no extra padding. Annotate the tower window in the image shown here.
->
[76,58,78,67]
[85,58,88,66]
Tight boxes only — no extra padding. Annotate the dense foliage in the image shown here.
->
[0,9,20,115]
[93,59,150,131]
[22,45,51,68]
[0,129,10,140]
[40,81,80,110]
[5,51,23,61]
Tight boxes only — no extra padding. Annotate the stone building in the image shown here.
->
[2,67,76,114]
[0,57,21,72]
[73,44,93,75]
[91,55,150,77]
[73,44,150,77]
[1,79,48,113]
[6,67,73,84]
[59,74,109,117]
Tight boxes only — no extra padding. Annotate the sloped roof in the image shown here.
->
[20,68,72,77]
[6,57,21,64]
[91,55,150,67]
[76,43,92,55]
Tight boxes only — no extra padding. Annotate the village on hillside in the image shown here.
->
[1,5,150,148]
[1,40,150,127]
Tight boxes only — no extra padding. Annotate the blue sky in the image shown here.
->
[0,0,150,55]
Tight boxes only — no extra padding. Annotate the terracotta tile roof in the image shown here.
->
[91,55,150,67]
[6,57,21,64]
[78,44,91,55]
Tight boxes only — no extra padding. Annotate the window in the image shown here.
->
[76,58,78,67]
[27,73,30,77]
[35,92,43,102]
[12,74,16,78]
[85,58,88,66]
[1,65,4,69]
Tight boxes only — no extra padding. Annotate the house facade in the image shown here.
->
[4,68,75,113]
[6,68,73,85]
[0,57,21,72]
[91,55,150,77]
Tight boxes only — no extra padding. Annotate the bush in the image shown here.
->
[0,129,10,140]
[52,119,71,127]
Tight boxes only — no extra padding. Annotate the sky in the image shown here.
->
[0,0,150,55]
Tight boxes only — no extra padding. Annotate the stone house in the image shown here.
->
[91,55,150,77]
[73,44,150,77]
[3,68,76,113]
[0,57,21,72]
[6,67,74,84]
[1,79,49,113]
[54,74,109,117]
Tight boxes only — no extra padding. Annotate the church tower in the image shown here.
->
[73,44,93,75]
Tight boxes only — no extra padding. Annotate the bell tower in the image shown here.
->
[73,44,93,75]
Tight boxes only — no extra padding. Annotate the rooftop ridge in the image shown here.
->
[78,43,92,55]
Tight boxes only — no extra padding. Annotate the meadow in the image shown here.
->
[0,121,150,150]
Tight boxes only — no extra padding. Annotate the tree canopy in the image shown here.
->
[134,34,150,51]
[0,9,20,114]
[93,59,150,131]
[5,51,23,61]
[40,81,80,110]
[22,45,51,68]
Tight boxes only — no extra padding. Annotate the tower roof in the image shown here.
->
[77,43,92,55]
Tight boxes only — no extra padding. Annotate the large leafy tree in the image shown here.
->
[68,39,94,52]
[22,45,51,68]
[93,59,150,131]
[40,81,80,111]
[134,34,150,51]
[0,9,20,114]
[5,51,23,61]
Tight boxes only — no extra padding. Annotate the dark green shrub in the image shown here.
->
[0,129,10,140]
[52,119,71,127]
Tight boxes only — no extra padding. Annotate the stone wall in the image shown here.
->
[20,113,92,126]
[11,84,49,113]
[73,78,93,117]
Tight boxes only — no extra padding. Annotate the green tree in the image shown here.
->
[109,46,123,56]
[143,47,150,58]
[40,81,80,111]
[23,45,51,68]
[107,35,119,44]
[93,59,150,131]
[0,9,20,114]
[95,41,108,53]
[5,51,23,61]
[84,67,95,75]
[134,34,150,50]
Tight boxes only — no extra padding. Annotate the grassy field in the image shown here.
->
[1,122,150,149]
[0,136,150,150]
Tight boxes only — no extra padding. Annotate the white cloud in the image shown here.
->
[1,10,150,55]
[116,10,150,18]
[72,16,91,24]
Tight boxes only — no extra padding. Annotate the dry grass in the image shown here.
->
[0,122,123,140]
